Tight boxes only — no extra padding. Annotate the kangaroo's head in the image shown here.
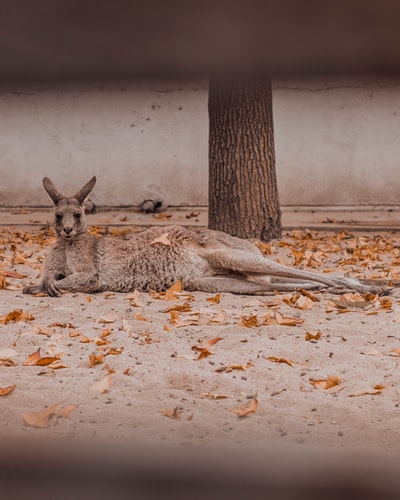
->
[43,177,96,240]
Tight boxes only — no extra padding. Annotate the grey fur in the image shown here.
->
[23,178,385,298]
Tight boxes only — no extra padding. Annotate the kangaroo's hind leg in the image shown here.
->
[206,249,383,294]
[186,276,326,295]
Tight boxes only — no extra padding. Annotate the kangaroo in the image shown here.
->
[23,177,384,298]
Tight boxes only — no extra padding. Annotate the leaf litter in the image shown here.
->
[1,226,400,446]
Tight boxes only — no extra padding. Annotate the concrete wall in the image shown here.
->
[0,79,400,207]
[273,80,400,205]
[0,81,209,207]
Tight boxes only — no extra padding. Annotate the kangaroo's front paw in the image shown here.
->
[43,279,62,297]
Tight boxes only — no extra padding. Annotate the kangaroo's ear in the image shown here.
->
[43,177,64,205]
[74,176,96,205]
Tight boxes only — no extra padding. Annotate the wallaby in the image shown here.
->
[23,177,385,298]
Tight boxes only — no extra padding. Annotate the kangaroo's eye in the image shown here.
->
[56,213,63,221]
[74,213,81,220]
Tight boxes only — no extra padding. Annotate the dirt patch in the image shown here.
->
[1,226,400,454]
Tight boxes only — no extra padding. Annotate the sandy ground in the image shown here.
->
[2,219,400,466]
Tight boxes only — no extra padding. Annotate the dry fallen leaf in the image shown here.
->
[0,309,35,324]
[348,385,384,397]
[207,337,224,346]
[216,361,254,373]
[207,293,221,305]
[23,348,59,366]
[164,281,182,301]
[0,384,16,396]
[0,275,8,289]
[305,331,322,341]
[163,302,193,313]
[274,311,304,326]
[192,345,213,360]
[153,212,172,220]
[239,315,260,328]
[135,312,149,321]
[310,374,341,390]
[199,392,229,400]
[266,356,295,367]
[169,310,199,328]
[89,353,104,367]
[48,322,76,329]
[161,406,182,420]
[0,358,17,367]
[230,399,258,418]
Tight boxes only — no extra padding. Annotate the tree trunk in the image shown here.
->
[208,78,282,242]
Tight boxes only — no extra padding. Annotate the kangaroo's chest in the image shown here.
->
[62,240,89,273]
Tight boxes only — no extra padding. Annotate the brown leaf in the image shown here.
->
[0,384,16,396]
[192,345,213,360]
[207,337,224,346]
[274,311,304,326]
[100,329,112,339]
[153,212,172,220]
[266,356,295,367]
[199,392,229,400]
[48,322,76,329]
[161,406,182,419]
[169,310,199,327]
[89,353,104,367]
[310,374,341,390]
[0,358,17,367]
[216,361,254,373]
[379,297,392,310]
[348,388,383,397]
[230,399,258,418]
[305,331,322,341]
[23,348,42,366]
[164,281,182,301]
[0,309,35,324]
[23,348,59,366]
[23,402,61,429]
[207,293,221,305]
[0,276,8,289]
[103,347,124,356]
[298,288,320,302]
[135,312,149,321]
[163,302,193,313]
[35,356,60,366]
[239,315,260,328]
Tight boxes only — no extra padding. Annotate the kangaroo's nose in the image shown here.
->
[64,227,73,235]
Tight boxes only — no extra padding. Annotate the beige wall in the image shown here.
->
[0,79,400,207]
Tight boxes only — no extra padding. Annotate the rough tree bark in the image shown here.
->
[208,78,282,242]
